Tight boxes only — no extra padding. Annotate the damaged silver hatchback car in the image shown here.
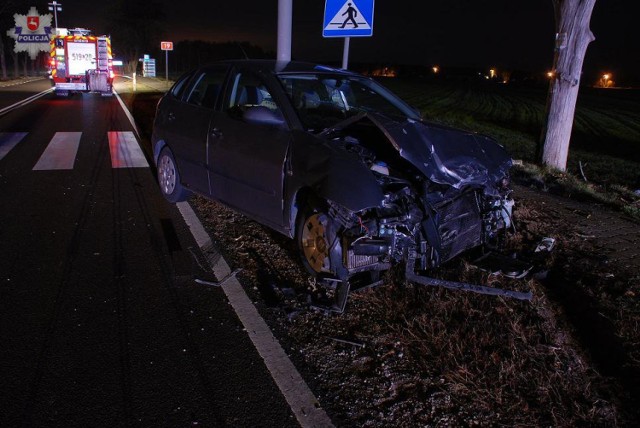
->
[152,60,530,311]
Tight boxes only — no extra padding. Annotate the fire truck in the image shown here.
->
[49,28,114,97]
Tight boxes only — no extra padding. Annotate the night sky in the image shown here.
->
[47,0,638,85]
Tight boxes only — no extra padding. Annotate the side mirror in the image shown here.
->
[243,106,286,128]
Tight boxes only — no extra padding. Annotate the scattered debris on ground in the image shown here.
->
[190,179,640,426]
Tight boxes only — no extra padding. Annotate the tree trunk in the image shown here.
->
[12,50,19,78]
[539,0,596,171]
[0,36,7,80]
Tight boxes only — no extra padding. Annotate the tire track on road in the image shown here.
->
[116,147,230,426]
[20,120,111,424]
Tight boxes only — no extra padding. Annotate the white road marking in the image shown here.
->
[108,131,149,168]
[0,132,28,161]
[113,90,141,140]
[0,77,45,88]
[113,88,332,426]
[177,202,334,428]
[0,87,54,116]
[32,132,81,170]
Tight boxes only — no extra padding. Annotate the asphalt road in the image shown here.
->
[0,79,297,427]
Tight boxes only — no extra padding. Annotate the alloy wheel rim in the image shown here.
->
[159,155,176,195]
[301,213,329,272]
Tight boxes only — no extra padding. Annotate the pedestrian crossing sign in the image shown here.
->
[323,0,374,38]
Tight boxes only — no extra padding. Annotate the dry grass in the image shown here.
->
[126,85,639,426]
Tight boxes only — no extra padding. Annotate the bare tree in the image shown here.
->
[0,1,16,80]
[105,0,165,75]
[1,0,32,80]
[539,0,597,171]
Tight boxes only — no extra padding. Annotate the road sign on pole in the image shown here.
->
[161,41,173,82]
[323,0,374,38]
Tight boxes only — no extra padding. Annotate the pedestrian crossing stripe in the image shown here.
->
[108,131,149,168]
[0,131,148,170]
[33,132,81,170]
[0,132,28,162]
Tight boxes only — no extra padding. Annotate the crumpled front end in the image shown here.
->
[312,113,524,311]
[323,172,514,277]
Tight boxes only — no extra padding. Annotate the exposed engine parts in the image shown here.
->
[310,122,528,312]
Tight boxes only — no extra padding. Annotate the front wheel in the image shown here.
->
[296,203,344,276]
[157,147,190,203]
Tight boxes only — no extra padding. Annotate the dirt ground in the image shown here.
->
[123,85,639,425]
[190,179,640,426]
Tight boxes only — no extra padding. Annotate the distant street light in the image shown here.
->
[48,1,62,30]
[599,72,613,88]
[432,66,439,74]
[547,71,555,78]
[489,68,496,79]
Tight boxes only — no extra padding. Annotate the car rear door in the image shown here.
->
[164,65,228,195]
[208,68,292,229]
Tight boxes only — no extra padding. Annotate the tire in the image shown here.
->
[157,147,190,203]
[295,202,342,276]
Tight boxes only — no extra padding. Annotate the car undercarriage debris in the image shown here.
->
[309,256,532,313]
[405,256,533,301]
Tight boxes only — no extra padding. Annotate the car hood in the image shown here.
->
[327,112,513,193]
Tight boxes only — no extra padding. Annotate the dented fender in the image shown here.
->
[315,155,384,212]
[286,132,384,216]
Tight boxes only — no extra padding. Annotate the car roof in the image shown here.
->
[205,59,360,77]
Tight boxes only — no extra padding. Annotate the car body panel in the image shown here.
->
[208,110,291,228]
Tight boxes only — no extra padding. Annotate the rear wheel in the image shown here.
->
[157,147,190,203]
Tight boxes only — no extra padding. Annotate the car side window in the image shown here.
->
[185,67,227,109]
[170,71,194,99]
[227,71,281,115]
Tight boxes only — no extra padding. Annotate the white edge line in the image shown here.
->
[0,87,54,116]
[114,89,334,427]
[176,201,334,428]
[113,88,141,140]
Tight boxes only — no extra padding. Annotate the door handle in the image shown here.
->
[211,128,223,137]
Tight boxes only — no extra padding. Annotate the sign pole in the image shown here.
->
[277,0,293,62]
[160,41,173,84]
[342,37,350,70]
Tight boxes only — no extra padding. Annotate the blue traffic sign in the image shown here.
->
[323,0,375,38]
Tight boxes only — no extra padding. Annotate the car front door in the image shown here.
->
[208,69,291,229]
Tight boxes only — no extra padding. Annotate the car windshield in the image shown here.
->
[277,73,420,132]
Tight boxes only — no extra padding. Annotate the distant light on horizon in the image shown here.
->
[432,66,439,74]
[599,72,614,88]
